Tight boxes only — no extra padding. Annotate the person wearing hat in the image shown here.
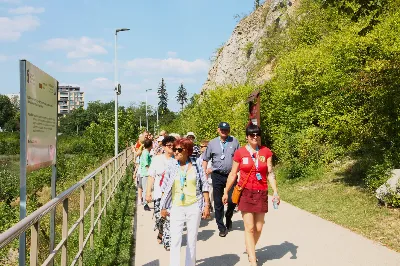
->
[154,135,165,156]
[186,132,200,160]
[202,122,240,237]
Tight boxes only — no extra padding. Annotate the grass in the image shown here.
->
[276,161,400,252]
[84,166,136,265]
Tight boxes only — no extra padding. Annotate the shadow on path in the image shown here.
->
[197,254,241,265]
[256,241,298,264]
[142,259,160,266]
[231,219,244,231]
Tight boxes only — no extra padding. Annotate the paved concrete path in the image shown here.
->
[134,200,400,266]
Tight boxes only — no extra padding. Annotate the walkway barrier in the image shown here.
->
[0,148,135,266]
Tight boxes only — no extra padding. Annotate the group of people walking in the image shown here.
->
[132,122,280,266]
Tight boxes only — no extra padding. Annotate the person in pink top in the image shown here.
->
[223,124,280,265]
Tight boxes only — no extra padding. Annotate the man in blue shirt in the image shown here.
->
[202,122,240,237]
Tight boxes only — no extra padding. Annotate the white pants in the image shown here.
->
[169,203,201,266]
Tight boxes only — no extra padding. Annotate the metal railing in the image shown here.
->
[0,148,135,266]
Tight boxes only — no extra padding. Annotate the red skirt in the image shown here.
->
[238,188,268,213]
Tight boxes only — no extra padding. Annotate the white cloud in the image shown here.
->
[0,54,7,61]
[167,51,177,58]
[125,58,209,76]
[41,37,108,58]
[0,15,40,41]
[8,6,45,14]
[164,77,197,84]
[46,59,112,73]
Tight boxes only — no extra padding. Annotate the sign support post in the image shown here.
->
[19,60,27,266]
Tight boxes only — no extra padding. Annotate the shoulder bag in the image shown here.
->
[231,164,254,204]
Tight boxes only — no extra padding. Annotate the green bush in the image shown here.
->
[0,133,19,155]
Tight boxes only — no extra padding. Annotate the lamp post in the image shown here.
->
[114,28,130,158]
[145,88,152,131]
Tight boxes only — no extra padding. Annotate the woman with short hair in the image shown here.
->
[223,124,280,265]
[160,138,211,266]
[146,135,176,249]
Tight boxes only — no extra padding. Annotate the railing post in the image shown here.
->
[30,221,39,266]
[125,149,128,174]
[79,185,85,266]
[90,177,95,248]
[104,165,108,218]
[61,198,68,266]
[98,170,103,233]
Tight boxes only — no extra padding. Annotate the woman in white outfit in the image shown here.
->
[146,135,176,248]
[159,138,211,266]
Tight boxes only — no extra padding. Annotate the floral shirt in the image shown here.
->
[159,157,209,211]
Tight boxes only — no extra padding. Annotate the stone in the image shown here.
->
[201,0,299,92]
[375,169,400,204]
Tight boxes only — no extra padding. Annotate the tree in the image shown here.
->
[0,95,15,129]
[254,0,260,10]
[157,78,168,113]
[176,83,188,111]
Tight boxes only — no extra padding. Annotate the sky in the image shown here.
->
[0,0,256,111]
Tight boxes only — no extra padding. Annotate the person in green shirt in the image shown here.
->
[140,139,153,211]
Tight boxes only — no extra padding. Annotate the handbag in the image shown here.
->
[231,164,254,204]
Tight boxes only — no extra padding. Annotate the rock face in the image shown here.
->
[376,169,400,206]
[201,0,298,92]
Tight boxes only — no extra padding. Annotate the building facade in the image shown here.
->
[58,85,84,116]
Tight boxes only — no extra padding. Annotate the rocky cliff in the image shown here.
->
[201,0,299,92]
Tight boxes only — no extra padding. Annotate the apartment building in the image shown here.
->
[58,85,84,116]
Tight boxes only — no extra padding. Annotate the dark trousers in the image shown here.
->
[211,172,236,232]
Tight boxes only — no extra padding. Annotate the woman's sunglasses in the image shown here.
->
[173,148,184,153]
[248,133,261,138]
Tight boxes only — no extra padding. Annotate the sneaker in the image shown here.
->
[144,204,151,211]
[219,228,228,237]
[226,219,232,231]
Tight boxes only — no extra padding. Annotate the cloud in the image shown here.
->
[46,59,112,73]
[0,15,40,41]
[125,58,209,76]
[167,51,177,58]
[8,6,45,14]
[41,37,108,58]
[0,54,7,61]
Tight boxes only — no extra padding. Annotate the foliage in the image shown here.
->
[0,132,19,155]
[244,42,254,59]
[59,101,114,135]
[254,0,261,10]
[167,0,400,205]
[0,94,16,129]
[84,167,135,265]
[157,78,168,113]
[165,85,253,143]
[176,83,188,111]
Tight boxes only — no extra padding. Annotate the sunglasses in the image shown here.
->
[164,144,174,147]
[200,145,207,148]
[173,148,185,153]
[248,133,261,138]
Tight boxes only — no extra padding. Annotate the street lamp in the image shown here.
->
[114,28,130,158]
[145,88,152,131]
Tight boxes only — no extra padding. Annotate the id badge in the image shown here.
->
[220,154,225,160]
[180,194,185,201]
[256,173,262,181]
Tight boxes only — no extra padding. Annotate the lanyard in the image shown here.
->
[177,160,189,200]
[246,144,259,171]
[219,137,228,153]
